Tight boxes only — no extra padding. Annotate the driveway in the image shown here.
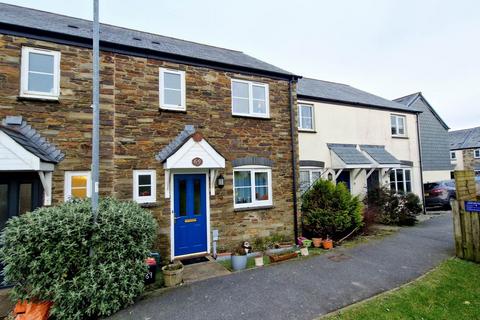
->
[110,214,454,320]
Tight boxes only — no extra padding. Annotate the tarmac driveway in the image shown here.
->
[110,214,454,320]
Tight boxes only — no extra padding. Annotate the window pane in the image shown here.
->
[405,170,411,182]
[397,181,405,192]
[396,170,404,182]
[235,187,252,204]
[179,179,187,216]
[390,182,396,191]
[255,187,269,201]
[301,105,312,118]
[255,172,268,186]
[18,184,32,215]
[391,116,397,135]
[194,178,201,215]
[164,72,181,89]
[233,97,249,114]
[0,184,8,230]
[164,89,181,106]
[72,176,88,188]
[71,188,87,199]
[29,52,54,73]
[138,174,151,186]
[398,117,405,134]
[301,117,312,129]
[28,72,54,93]
[252,85,265,101]
[299,171,310,193]
[232,81,249,98]
[138,186,152,197]
[252,100,266,114]
[390,170,395,182]
[311,171,321,182]
[234,171,251,187]
[406,182,412,193]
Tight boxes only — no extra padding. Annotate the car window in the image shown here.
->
[424,183,439,190]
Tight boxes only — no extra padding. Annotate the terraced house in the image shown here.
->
[297,78,424,200]
[0,3,300,261]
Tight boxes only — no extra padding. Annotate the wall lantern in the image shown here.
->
[216,174,225,188]
[327,172,333,181]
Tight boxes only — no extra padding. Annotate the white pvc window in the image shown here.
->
[298,104,314,131]
[299,169,322,193]
[159,68,186,110]
[450,151,457,160]
[474,149,480,159]
[64,171,91,201]
[133,170,156,203]
[389,168,412,193]
[20,47,61,99]
[233,167,272,209]
[231,79,269,118]
[391,114,407,137]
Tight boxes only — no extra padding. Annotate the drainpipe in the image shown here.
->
[288,78,299,240]
[415,113,426,214]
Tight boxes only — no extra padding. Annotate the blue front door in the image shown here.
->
[173,174,207,256]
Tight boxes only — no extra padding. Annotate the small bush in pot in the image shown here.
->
[0,198,157,320]
[301,179,363,239]
[231,242,250,271]
[162,262,184,287]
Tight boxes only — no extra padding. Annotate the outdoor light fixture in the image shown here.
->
[216,174,225,188]
[327,172,333,181]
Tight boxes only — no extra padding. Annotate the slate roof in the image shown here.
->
[360,145,400,164]
[155,125,196,162]
[0,116,65,163]
[327,144,372,165]
[394,92,449,129]
[449,126,480,150]
[0,3,295,78]
[297,78,420,113]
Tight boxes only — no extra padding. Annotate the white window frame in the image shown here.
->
[389,168,412,193]
[298,104,315,131]
[233,166,273,209]
[231,79,270,118]
[159,68,186,111]
[391,114,407,137]
[450,151,457,160]
[299,168,323,193]
[474,149,480,159]
[20,47,61,100]
[133,170,157,204]
[64,171,91,202]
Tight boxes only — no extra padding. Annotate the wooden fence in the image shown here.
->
[452,170,480,263]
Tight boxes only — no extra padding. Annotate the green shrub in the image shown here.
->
[0,198,157,320]
[366,187,422,226]
[301,179,363,239]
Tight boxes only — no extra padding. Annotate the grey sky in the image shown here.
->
[4,0,479,130]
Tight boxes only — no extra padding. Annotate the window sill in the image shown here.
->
[298,129,317,133]
[392,135,409,140]
[17,95,60,103]
[234,205,274,212]
[232,114,271,120]
[138,202,160,208]
[159,107,187,114]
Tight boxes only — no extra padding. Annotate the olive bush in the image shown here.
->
[0,198,157,319]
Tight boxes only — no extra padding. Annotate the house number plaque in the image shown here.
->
[192,157,203,167]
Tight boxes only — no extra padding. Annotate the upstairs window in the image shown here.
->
[233,167,272,209]
[20,47,61,99]
[298,104,314,131]
[474,149,480,159]
[450,151,457,160]
[159,68,186,111]
[231,79,269,118]
[391,114,406,137]
[133,170,156,203]
[64,171,91,201]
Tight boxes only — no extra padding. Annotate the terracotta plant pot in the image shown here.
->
[300,247,309,256]
[268,251,298,263]
[323,239,333,250]
[312,237,323,248]
[162,263,184,287]
[13,300,53,320]
[254,255,264,267]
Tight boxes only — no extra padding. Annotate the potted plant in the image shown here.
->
[162,262,184,287]
[231,246,248,271]
[312,237,322,248]
[323,236,333,250]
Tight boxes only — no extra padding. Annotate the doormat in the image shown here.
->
[180,256,209,266]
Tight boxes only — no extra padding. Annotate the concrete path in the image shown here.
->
[110,214,454,320]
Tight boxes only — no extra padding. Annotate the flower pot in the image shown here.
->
[300,247,309,256]
[231,254,248,271]
[162,263,184,287]
[254,255,264,267]
[268,251,298,263]
[323,239,333,250]
[312,237,323,248]
[302,239,312,248]
[13,300,52,320]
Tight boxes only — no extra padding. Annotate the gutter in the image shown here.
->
[415,114,426,213]
[289,78,299,240]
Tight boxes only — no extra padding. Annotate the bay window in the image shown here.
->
[390,168,412,193]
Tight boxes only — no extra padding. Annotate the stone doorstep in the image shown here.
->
[181,258,231,284]
[0,288,12,318]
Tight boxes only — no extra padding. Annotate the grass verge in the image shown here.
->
[323,258,480,320]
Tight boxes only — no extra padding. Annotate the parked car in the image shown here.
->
[424,180,456,208]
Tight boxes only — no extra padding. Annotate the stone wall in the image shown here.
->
[0,34,299,258]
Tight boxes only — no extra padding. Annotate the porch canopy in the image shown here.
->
[360,145,401,169]
[327,143,373,169]
[0,116,65,205]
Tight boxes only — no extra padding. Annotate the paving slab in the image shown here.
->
[110,214,454,320]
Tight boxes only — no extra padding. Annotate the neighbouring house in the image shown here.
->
[0,3,301,268]
[394,92,451,183]
[449,126,480,176]
[297,78,424,200]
